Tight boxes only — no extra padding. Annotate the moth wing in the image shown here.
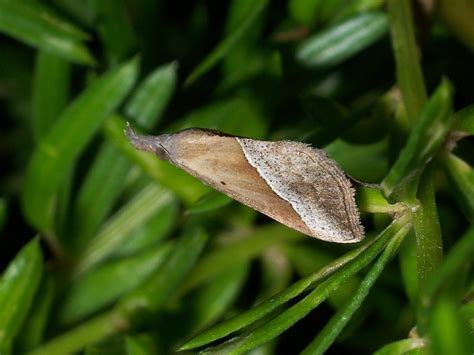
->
[236,139,364,242]
[168,132,316,238]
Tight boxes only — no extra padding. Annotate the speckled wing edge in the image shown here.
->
[236,138,364,243]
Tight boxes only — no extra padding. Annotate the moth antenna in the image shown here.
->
[124,122,171,160]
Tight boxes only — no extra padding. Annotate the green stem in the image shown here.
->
[29,311,125,355]
[387,0,427,125]
[413,164,443,334]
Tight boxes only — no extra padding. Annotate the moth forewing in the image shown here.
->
[126,125,364,243]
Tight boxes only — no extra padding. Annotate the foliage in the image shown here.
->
[1,0,473,354]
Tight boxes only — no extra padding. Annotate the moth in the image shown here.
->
[126,124,364,243]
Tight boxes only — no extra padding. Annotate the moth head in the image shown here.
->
[125,122,171,160]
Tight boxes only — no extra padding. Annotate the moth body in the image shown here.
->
[126,124,364,243]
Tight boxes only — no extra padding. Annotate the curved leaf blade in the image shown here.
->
[22,58,139,235]
[0,239,43,353]
[296,12,388,67]
[0,0,94,64]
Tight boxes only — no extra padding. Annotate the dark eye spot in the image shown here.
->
[220,181,226,185]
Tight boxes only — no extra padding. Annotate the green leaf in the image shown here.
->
[424,226,474,312]
[453,105,474,135]
[412,164,443,324]
[387,0,427,124]
[31,229,207,355]
[72,144,132,249]
[125,61,178,130]
[73,62,178,248]
[195,214,412,353]
[179,216,409,351]
[32,52,71,142]
[442,153,474,223]
[191,263,249,331]
[382,79,453,199]
[301,227,407,354]
[0,0,94,64]
[374,338,427,355]
[75,183,174,275]
[285,244,360,309]
[58,241,173,325]
[186,190,233,215]
[113,198,178,256]
[125,334,156,355]
[288,0,321,25]
[429,296,474,355]
[0,239,43,353]
[22,58,139,235]
[15,275,54,352]
[296,12,388,67]
[184,0,269,86]
[118,226,208,316]
[29,311,119,355]
[325,139,388,183]
[180,225,302,294]
[90,0,136,64]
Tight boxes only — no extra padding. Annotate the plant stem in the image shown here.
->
[387,0,427,125]
[413,164,443,334]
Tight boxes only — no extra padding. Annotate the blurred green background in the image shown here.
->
[0,0,473,354]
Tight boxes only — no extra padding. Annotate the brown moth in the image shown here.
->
[126,124,364,243]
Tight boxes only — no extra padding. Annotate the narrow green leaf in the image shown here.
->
[382,79,453,198]
[296,12,388,67]
[257,247,292,302]
[0,0,94,64]
[125,61,178,130]
[181,225,301,294]
[374,338,427,355]
[288,0,321,25]
[186,190,233,215]
[16,275,54,352]
[429,296,474,355]
[442,153,474,223]
[0,239,43,353]
[73,144,131,249]
[387,0,427,124]
[32,52,71,141]
[22,58,139,235]
[453,105,474,135]
[32,228,207,355]
[118,226,208,316]
[179,216,409,351]
[424,226,474,311]
[285,244,360,309]
[90,0,136,64]
[113,199,178,256]
[29,311,119,355]
[75,183,174,275]
[198,215,411,354]
[191,263,249,331]
[125,334,156,355]
[73,62,178,248]
[58,241,173,325]
[301,228,407,355]
[184,0,269,86]
[413,164,443,332]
